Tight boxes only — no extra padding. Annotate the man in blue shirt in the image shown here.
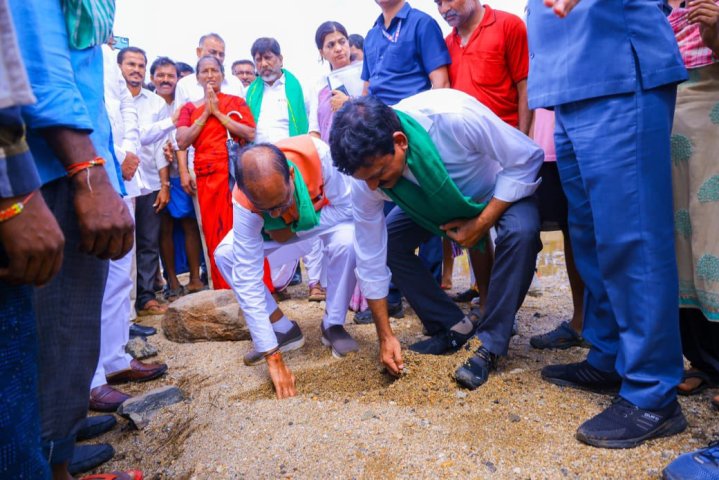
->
[362,0,451,105]
[359,0,451,324]
[527,0,688,449]
[10,0,135,476]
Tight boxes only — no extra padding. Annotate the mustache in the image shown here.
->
[158,82,173,87]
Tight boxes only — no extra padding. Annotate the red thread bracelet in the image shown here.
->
[0,190,36,223]
[66,157,106,178]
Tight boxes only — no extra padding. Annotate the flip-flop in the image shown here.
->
[137,300,168,317]
[79,471,143,480]
[678,369,716,396]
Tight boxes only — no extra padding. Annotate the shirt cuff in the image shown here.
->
[356,267,391,300]
[121,140,137,155]
[493,175,541,203]
[158,116,175,132]
[0,137,41,198]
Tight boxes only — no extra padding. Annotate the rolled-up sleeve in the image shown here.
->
[351,178,391,300]
[227,203,278,352]
[10,0,92,132]
[458,103,543,203]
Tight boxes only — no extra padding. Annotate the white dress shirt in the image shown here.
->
[253,73,310,144]
[174,72,245,109]
[132,88,173,192]
[228,137,352,352]
[353,88,544,300]
[102,45,143,196]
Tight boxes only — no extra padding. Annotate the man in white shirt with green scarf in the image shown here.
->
[330,88,543,389]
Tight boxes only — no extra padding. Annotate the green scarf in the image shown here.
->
[261,160,322,233]
[382,110,487,248]
[62,0,115,49]
[246,69,309,137]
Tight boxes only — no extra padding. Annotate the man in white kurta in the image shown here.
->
[214,135,356,399]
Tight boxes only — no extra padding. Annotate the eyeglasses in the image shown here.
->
[255,182,294,215]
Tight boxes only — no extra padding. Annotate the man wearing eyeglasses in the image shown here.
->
[213,134,356,399]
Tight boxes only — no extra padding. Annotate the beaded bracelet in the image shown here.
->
[194,119,206,127]
[66,157,106,178]
[0,190,36,223]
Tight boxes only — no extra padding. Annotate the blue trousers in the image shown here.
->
[387,197,540,355]
[554,84,683,410]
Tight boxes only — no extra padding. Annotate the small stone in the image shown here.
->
[484,461,497,473]
[361,411,375,421]
[125,336,158,360]
[117,386,184,429]
[509,414,521,423]
[513,467,521,475]
[455,390,468,399]
[560,467,569,477]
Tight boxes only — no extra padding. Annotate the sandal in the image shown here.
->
[468,306,484,324]
[308,283,326,302]
[711,394,719,411]
[79,471,143,480]
[162,285,185,302]
[137,300,168,317]
[678,369,716,396]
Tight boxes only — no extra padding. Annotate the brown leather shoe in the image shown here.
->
[106,359,168,385]
[89,385,131,412]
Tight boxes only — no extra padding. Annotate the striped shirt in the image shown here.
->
[62,0,115,49]
[669,2,719,69]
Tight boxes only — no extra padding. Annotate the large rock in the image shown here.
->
[118,386,184,429]
[162,289,249,343]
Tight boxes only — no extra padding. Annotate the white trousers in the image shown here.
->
[215,223,355,337]
[303,237,325,286]
[91,198,135,389]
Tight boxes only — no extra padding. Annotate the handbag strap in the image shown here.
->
[225,110,243,140]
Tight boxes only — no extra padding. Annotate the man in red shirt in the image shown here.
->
[437,0,531,133]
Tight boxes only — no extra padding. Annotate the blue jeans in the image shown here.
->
[0,277,50,479]
[554,83,683,410]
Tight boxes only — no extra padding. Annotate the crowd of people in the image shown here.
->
[2,0,719,478]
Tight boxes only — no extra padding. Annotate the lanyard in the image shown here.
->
[381,19,402,43]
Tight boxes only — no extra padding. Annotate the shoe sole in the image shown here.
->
[243,335,306,366]
[308,296,326,302]
[541,373,621,395]
[454,368,487,391]
[576,413,688,449]
[320,335,358,359]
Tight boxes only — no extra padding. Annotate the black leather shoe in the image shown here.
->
[409,323,476,355]
[455,346,498,390]
[541,360,622,394]
[353,302,404,325]
[68,444,115,475]
[76,415,117,441]
[129,323,157,337]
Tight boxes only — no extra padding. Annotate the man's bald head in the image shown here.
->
[236,144,291,212]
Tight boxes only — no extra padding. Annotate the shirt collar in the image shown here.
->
[451,4,496,44]
[374,1,412,29]
[264,72,286,88]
